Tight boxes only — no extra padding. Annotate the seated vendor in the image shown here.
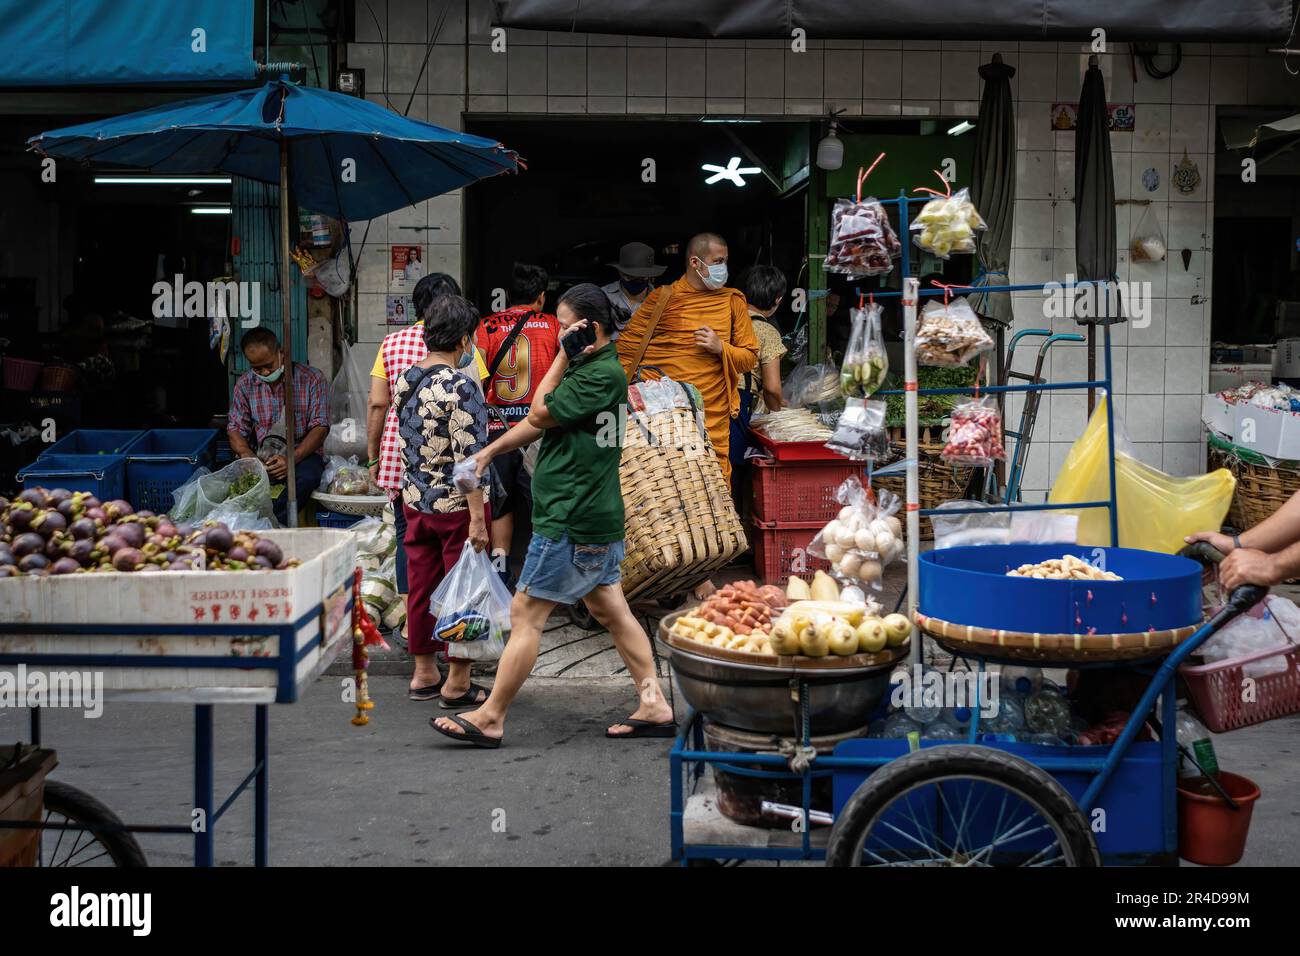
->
[227,327,330,525]
[1187,490,1300,591]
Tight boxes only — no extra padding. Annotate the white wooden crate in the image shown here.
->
[0,529,356,703]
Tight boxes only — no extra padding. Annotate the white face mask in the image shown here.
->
[694,257,728,291]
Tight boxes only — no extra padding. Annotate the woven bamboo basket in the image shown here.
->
[618,386,748,603]
[1207,435,1300,531]
[871,426,973,540]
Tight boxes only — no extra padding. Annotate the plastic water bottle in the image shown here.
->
[984,695,1026,735]
[877,712,924,739]
[924,720,963,740]
[902,699,942,725]
[1024,682,1071,736]
[1021,733,1069,746]
[998,666,1043,697]
[1175,709,1220,778]
[943,706,973,736]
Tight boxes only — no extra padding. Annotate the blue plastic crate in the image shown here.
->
[17,453,127,500]
[316,510,362,529]
[125,428,219,513]
[39,429,145,459]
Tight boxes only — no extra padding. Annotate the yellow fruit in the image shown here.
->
[827,621,859,656]
[785,575,811,601]
[799,624,829,657]
[769,620,801,656]
[855,618,888,653]
[811,569,840,601]
[882,613,912,646]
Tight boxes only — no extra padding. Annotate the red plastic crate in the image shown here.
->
[752,457,869,524]
[752,519,829,585]
[749,427,850,462]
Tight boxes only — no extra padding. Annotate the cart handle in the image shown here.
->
[1178,542,1270,619]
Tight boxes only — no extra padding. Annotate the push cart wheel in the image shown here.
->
[826,746,1100,868]
[40,781,148,868]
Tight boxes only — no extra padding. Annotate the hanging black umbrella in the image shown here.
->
[1074,54,1117,412]
[969,53,1016,333]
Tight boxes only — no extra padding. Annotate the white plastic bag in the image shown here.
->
[826,397,889,461]
[320,454,373,495]
[916,297,993,367]
[840,302,889,398]
[429,540,512,661]
[1130,205,1168,263]
[910,186,986,258]
[168,458,277,527]
[1200,596,1298,678]
[323,342,372,460]
[807,477,905,591]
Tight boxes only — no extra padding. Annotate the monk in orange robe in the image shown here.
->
[617,233,759,484]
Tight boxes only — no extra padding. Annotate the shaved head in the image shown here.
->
[687,232,727,261]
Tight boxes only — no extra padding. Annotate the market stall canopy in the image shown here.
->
[493,0,1297,41]
[27,78,519,222]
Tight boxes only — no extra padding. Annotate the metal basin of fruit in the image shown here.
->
[657,610,905,736]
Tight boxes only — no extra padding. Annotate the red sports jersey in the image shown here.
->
[476,307,562,431]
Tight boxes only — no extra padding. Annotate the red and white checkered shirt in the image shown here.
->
[228,363,329,453]
[375,324,429,494]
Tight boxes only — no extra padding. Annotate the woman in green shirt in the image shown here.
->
[432,283,676,748]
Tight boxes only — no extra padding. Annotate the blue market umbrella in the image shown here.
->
[30,78,518,524]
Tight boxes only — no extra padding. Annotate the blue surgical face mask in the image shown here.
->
[255,364,284,384]
[457,345,475,369]
[694,257,728,291]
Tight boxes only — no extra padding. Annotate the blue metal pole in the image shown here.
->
[897,189,910,289]
[194,704,214,867]
[255,703,269,867]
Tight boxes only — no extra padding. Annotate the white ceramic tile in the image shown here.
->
[426,45,466,95]
[861,100,903,116]
[823,97,861,115]
[1127,297,1165,346]
[1163,394,1202,442]
[1047,441,1074,485]
[1131,67,1171,104]
[546,47,586,96]
[1166,251,1207,300]
[1111,152,1132,200]
[863,49,902,101]
[469,45,507,95]
[507,94,547,112]
[665,48,705,96]
[507,46,546,96]
[1167,153,1208,203]
[705,98,745,114]
[1016,53,1056,103]
[587,46,627,96]
[900,51,941,99]
[586,96,627,114]
[942,100,979,117]
[1124,392,1164,441]
[744,97,785,115]
[666,96,705,114]
[1053,151,1074,201]
[744,49,784,99]
[1127,442,1162,469]
[784,98,826,115]
[627,96,667,114]
[1127,346,1166,394]
[940,52,980,101]
[466,92,505,114]
[1132,103,1170,152]
[1128,250,1167,299]
[427,94,464,128]
[1013,200,1054,247]
[899,100,940,116]
[864,40,903,50]
[1020,435,1050,493]
[1130,153,1169,201]
[1017,107,1054,149]
[546,30,587,46]
[1055,52,1088,101]
[1167,203,1206,250]
[627,48,667,96]
[1016,150,1055,199]
[1164,346,1203,394]
[1169,104,1209,154]
[824,49,864,100]
[586,34,626,47]
[707,48,746,98]
[1053,201,1075,250]
[785,50,824,99]
[1162,442,1203,477]
[1209,57,1248,104]
[1172,56,1210,104]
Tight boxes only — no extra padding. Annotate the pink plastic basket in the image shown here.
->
[1180,642,1300,733]
[2,356,42,391]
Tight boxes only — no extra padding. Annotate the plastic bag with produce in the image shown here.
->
[808,476,905,591]
[825,196,901,277]
[782,352,842,409]
[910,184,986,258]
[841,301,889,398]
[1130,204,1167,263]
[941,397,1006,466]
[826,397,889,461]
[170,457,277,527]
[429,540,512,661]
[915,297,993,367]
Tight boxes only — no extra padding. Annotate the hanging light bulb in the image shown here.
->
[816,121,844,171]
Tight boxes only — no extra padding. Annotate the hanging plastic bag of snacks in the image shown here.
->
[825,157,901,277]
[808,477,905,591]
[840,301,890,398]
[942,397,1006,466]
[1130,204,1168,263]
[915,296,994,367]
[910,175,986,258]
[826,397,889,461]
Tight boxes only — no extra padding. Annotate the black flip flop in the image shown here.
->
[439,682,490,709]
[407,680,445,702]
[606,716,679,739]
[430,713,501,749]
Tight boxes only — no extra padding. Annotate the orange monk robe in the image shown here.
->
[617,276,759,482]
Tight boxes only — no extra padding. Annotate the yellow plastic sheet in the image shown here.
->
[1048,397,1236,553]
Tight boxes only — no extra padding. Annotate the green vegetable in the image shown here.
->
[228,469,261,498]
[883,365,978,427]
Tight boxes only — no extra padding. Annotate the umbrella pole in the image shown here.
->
[279,138,298,528]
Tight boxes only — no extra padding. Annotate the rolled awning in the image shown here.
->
[493,0,1296,42]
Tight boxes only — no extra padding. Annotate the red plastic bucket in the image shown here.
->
[1177,772,1260,866]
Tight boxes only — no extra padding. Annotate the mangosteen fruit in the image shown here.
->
[70,539,96,566]
[12,532,45,558]
[50,557,81,575]
[99,533,128,556]
[55,497,81,520]
[18,553,49,572]
[0,549,14,568]
[47,488,72,505]
[204,523,233,553]
[227,545,249,563]
[8,507,34,532]
[44,536,71,559]
[253,538,284,567]
[114,522,146,550]
[16,489,47,507]
[0,565,17,578]
[31,510,67,539]
[111,548,144,572]
[84,506,107,524]
[251,555,274,570]
[68,517,96,540]
[103,500,134,521]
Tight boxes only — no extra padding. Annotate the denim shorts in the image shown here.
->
[517,532,625,605]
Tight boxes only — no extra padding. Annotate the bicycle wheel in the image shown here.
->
[40,781,148,868]
[826,745,1100,867]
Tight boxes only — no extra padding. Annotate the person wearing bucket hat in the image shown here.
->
[602,241,665,317]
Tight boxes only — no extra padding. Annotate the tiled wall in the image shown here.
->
[349,0,1300,491]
